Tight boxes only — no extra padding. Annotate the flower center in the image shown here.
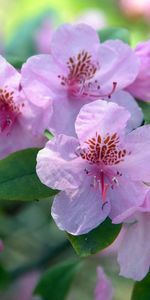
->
[58,50,117,99]
[79,132,127,203]
[0,88,20,134]
[81,132,126,165]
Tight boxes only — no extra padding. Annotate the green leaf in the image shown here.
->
[138,101,150,124]
[98,27,130,44]
[34,260,80,300]
[5,55,26,69]
[132,272,150,300]
[0,148,58,201]
[67,218,121,257]
[0,264,11,289]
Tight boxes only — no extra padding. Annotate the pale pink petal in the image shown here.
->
[95,267,113,300]
[51,23,100,65]
[118,212,150,281]
[0,55,20,88]
[127,40,150,102]
[36,135,86,191]
[75,100,130,144]
[118,125,150,182]
[109,177,147,221]
[48,94,92,136]
[95,40,139,94]
[0,120,46,159]
[111,90,143,131]
[21,54,62,106]
[51,177,110,235]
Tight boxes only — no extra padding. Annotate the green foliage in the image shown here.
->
[0,265,11,289]
[68,218,121,257]
[5,10,56,65]
[98,27,130,44]
[132,272,150,300]
[34,260,80,300]
[0,148,58,201]
[138,101,150,124]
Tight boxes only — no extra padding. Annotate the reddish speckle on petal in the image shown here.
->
[0,88,20,134]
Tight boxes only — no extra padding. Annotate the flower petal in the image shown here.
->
[111,90,143,131]
[119,125,150,182]
[97,40,139,93]
[51,23,100,65]
[51,176,110,235]
[36,134,85,191]
[95,267,113,300]
[109,177,147,222]
[0,55,20,88]
[118,212,150,281]
[21,54,63,106]
[75,100,130,144]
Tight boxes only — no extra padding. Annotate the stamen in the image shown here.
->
[82,81,117,99]
[0,87,20,133]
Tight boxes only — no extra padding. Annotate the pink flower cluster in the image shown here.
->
[0,23,150,282]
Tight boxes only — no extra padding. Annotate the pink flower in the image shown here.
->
[95,267,113,300]
[35,18,53,54]
[0,55,50,159]
[127,41,150,102]
[119,0,150,20]
[0,239,4,252]
[21,23,141,136]
[36,100,148,235]
[112,188,150,281]
[2,272,40,300]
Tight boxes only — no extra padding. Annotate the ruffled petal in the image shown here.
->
[96,40,139,95]
[118,125,150,182]
[21,54,63,106]
[51,176,110,235]
[36,134,86,191]
[118,212,150,281]
[51,23,100,65]
[75,100,130,144]
[111,90,143,131]
[109,177,147,221]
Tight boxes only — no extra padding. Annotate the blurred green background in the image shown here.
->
[1,0,150,44]
[0,0,149,299]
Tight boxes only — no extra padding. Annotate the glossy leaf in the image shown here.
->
[138,101,150,124]
[98,27,130,44]
[34,260,80,300]
[67,218,121,257]
[132,272,150,300]
[0,148,58,201]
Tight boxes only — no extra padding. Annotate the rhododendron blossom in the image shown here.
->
[0,56,50,159]
[127,40,150,102]
[21,23,142,136]
[36,100,149,235]
[95,267,113,300]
